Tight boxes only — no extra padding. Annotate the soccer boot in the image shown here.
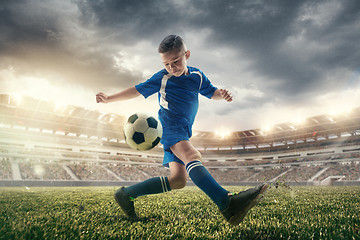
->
[220,183,268,225]
[114,187,139,220]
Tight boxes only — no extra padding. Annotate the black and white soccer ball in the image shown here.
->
[123,113,162,151]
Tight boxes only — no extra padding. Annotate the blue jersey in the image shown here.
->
[135,66,217,137]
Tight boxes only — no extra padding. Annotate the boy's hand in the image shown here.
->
[96,92,109,103]
[220,89,233,102]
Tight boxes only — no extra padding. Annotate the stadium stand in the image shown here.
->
[0,158,12,180]
[1,94,360,186]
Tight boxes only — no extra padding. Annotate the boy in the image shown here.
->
[96,35,268,225]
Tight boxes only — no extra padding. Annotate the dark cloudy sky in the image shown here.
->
[1,0,360,131]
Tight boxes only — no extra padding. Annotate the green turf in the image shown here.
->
[1,186,359,239]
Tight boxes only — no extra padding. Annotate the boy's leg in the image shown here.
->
[114,176,171,220]
[122,176,171,199]
[170,140,268,225]
[114,162,187,219]
[168,161,187,189]
[121,161,187,198]
[170,140,230,210]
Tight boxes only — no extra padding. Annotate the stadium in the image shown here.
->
[2,1,360,238]
[1,94,360,239]
[1,94,359,187]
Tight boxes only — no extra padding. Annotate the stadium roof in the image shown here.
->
[0,94,126,139]
[1,94,360,150]
[192,107,360,149]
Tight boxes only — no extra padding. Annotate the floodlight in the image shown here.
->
[12,94,22,106]
[291,117,305,126]
[260,126,272,135]
[215,128,231,139]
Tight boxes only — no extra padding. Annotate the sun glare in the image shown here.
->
[327,105,353,117]
[291,117,305,126]
[12,94,22,106]
[260,125,272,135]
[215,127,232,139]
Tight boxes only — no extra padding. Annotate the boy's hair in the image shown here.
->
[158,35,186,53]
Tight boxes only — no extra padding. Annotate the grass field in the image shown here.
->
[1,185,359,239]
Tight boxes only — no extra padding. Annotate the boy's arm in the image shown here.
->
[96,86,141,103]
[211,89,233,102]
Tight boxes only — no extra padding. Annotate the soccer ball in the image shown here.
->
[123,113,162,151]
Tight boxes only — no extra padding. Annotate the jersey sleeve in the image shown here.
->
[135,71,163,99]
[199,71,217,99]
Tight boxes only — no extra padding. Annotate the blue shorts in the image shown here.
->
[161,125,192,167]
[163,150,185,168]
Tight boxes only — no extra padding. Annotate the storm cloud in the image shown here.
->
[1,0,360,130]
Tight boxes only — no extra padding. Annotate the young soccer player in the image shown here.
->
[96,35,268,225]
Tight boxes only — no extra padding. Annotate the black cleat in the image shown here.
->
[114,187,139,220]
[220,183,268,225]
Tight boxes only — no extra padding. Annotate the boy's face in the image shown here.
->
[160,49,190,77]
